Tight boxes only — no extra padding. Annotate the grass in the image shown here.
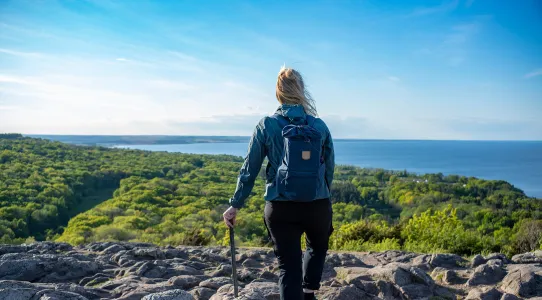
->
[335,268,349,281]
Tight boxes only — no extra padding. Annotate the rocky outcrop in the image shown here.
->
[501,264,542,298]
[1,242,541,299]
[512,251,542,264]
[466,260,507,286]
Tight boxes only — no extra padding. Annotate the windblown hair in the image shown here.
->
[276,66,317,116]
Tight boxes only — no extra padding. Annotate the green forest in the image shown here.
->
[1,135,541,257]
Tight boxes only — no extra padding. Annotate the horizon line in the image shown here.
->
[23,134,542,143]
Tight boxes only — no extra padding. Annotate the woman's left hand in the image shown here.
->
[223,206,238,228]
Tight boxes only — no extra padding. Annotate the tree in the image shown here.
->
[512,220,542,253]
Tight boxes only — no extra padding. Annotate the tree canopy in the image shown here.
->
[1,137,541,256]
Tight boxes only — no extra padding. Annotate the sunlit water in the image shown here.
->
[115,140,542,198]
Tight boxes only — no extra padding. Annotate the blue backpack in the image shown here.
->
[272,114,324,201]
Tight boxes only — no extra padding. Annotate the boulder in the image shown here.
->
[199,277,232,290]
[242,281,280,300]
[434,286,457,299]
[189,287,216,300]
[512,251,542,264]
[484,253,510,264]
[127,260,203,279]
[31,289,90,300]
[241,259,262,268]
[429,253,466,268]
[500,294,521,300]
[116,282,174,300]
[366,264,435,298]
[501,265,542,297]
[236,289,266,300]
[409,255,432,271]
[0,244,28,256]
[206,264,232,277]
[467,261,507,286]
[53,282,111,299]
[209,288,265,300]
[258,270,278,281]
[238,268,259,283]
[399,284,433,299]
[345,278,379,295]
[472,255,486,268]
[368,264,412,286]
[27,242,73,254]
[465,287,502,300]
[318,285,369,300]
[168,275,203,289]
[216,284,234,294]
[0,288,37,300]
[334,253,364,267]
[431,267,463,285]
[325,253,344,268]
[132,248,166,260]
[164,249,190,260]
[0,257,48,281]
[0,255,100,283]
[0,280,54,291]
[368,263,434,287]
[374,280,402,299]
[142,289,195,300]
[101,245,126,255]
[99,275,141,291]
[86,242,119,252]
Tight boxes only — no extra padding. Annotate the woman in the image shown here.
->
[223,67,335,300]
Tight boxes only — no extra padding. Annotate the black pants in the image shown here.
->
[264,198,333,300]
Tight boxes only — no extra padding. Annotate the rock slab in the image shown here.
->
[1,242,542,300]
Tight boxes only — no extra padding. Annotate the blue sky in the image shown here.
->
[0,0,541,140]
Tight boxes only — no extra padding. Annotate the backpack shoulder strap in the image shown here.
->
[271,113,290,128]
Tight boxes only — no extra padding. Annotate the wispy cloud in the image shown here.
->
[387,76,400,82]
[448,56,465,66]
[0,23,51,38]
[0,74,33,85]
[444,22,480,45]
[0,56,274,134]
[413,17,485,65]
[1,0,540,139]
[524,68,542,79]
[168,51,199,62]
[440,19,485,66]
[146,79,196,91]
[0,105,19,111]
[0,48,44,58]
[410,0,459,17]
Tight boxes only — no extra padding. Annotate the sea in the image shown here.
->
[115,140,542,198]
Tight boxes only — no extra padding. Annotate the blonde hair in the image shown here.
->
[276,66,317,116]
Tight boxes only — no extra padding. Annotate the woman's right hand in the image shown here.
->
[223,206,238,228]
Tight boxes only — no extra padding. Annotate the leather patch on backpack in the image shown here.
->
[302,151,311,160]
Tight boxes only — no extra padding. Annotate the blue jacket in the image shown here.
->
[229,104,335,208]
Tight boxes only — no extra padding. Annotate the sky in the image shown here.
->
[0,0,541,140]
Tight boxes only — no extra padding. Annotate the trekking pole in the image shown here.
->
[229,226,239,297]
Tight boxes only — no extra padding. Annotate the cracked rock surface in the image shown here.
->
[1,242,542,299]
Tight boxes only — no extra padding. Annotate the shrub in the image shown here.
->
[402,205,484,255]
[92,225,136,242]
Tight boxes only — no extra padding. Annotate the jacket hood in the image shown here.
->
[276,104,306,124]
